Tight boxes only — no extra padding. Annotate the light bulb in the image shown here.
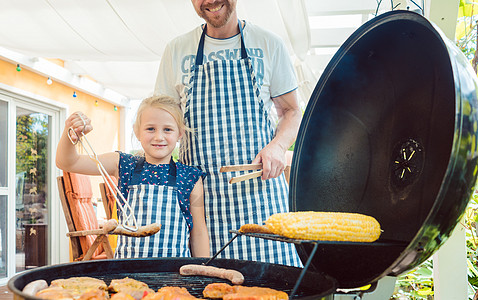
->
[73,91,77,98]
[16,64,21,72]
[47,77,52,85]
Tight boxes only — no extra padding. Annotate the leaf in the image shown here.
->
[417,287,434,296]
[456,20,467,40]
[415,266,433,277]
[469,275,478,286]
[458,1,478,18]
[468,259,478,277]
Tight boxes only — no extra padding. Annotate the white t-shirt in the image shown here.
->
[154,21,297,124]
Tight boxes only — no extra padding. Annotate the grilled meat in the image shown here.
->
[35,287,75,300]
[49,277,108,298]
[111,292,136,300]
[202,283,235,299]
[109,277,154,300]
[238,224,273,234]
[180,265,244,285]
[77,289,109,300]
[143,287,202,300]
[203,283,288,300]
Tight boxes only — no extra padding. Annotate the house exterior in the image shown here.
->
[0,57,125,284]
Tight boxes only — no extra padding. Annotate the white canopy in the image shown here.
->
[0,0,430,104]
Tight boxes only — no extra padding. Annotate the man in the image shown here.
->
[155,0,302,267]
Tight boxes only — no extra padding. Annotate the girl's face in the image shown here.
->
[137,107,181,165]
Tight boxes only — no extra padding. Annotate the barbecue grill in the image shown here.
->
[9,9,478,300]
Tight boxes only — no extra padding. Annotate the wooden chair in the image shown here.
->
[57,172,116,261]
[99,178,117,220]
[58,172,161,261]
[99,179,118,250]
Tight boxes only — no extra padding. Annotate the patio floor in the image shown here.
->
[0,285,13,300]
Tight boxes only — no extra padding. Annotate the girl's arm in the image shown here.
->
[55,112,119,177]
[189,177,210,257]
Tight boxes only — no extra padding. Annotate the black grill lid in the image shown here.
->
[289,10,478,288]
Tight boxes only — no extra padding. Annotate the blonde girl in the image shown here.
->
[56,95,210,258]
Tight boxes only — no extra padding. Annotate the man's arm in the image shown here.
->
[252,90,301,180]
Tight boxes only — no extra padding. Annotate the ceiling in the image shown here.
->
[0,0,435,104]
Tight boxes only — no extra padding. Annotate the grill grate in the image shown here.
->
[228,230,406,247]
[92,272,316,299]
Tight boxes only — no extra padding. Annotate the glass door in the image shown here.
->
[15,108,51,271]
[0,89,62,284]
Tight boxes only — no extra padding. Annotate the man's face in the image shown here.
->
[192,0,237,28]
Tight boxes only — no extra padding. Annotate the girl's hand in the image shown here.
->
[66,112,93,143]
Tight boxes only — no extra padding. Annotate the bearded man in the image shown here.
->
[154,0,302,267]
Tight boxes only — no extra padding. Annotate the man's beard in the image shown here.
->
[198,1,234,28]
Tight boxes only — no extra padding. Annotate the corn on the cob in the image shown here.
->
[265,211,381,242]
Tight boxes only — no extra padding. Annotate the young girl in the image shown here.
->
[56,95,210,258]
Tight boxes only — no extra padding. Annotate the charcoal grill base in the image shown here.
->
[8,257,337,300]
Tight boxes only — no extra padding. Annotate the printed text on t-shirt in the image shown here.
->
[180,47,264,87]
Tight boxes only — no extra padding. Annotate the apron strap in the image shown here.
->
[196,19,247,66]
[167,158,177,186]
[130,157,177,187]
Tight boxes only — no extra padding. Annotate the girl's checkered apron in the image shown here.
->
[181,21,302,267]
[115,158,190,258]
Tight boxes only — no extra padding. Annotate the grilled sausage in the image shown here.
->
[22,279,48,296]
[111,223,161,237]
[179,265,244,285]
[238,224,273,234]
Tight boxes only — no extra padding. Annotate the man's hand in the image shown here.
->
[252,142,287,180]
[252,90,301,180]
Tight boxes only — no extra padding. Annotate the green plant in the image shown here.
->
[456,2,478,296]
[465,190,478,297]
[392,259,434,299]
[456,0,478,67]
[389,184,478,300]
[390,2,478,299]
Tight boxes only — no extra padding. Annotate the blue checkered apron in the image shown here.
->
[115,158,191,258]
[181,22,302,267]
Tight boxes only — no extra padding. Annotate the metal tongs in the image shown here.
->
[67,114,139,232]
[219,164,263,184]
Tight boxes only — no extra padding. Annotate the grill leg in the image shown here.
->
[289,242,319,299]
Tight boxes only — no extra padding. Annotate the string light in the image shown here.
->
[47,77,52,85]
[114,106,118,111]
[16,64,21,72]
[73,91,77,98]
[95,100,99,106]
